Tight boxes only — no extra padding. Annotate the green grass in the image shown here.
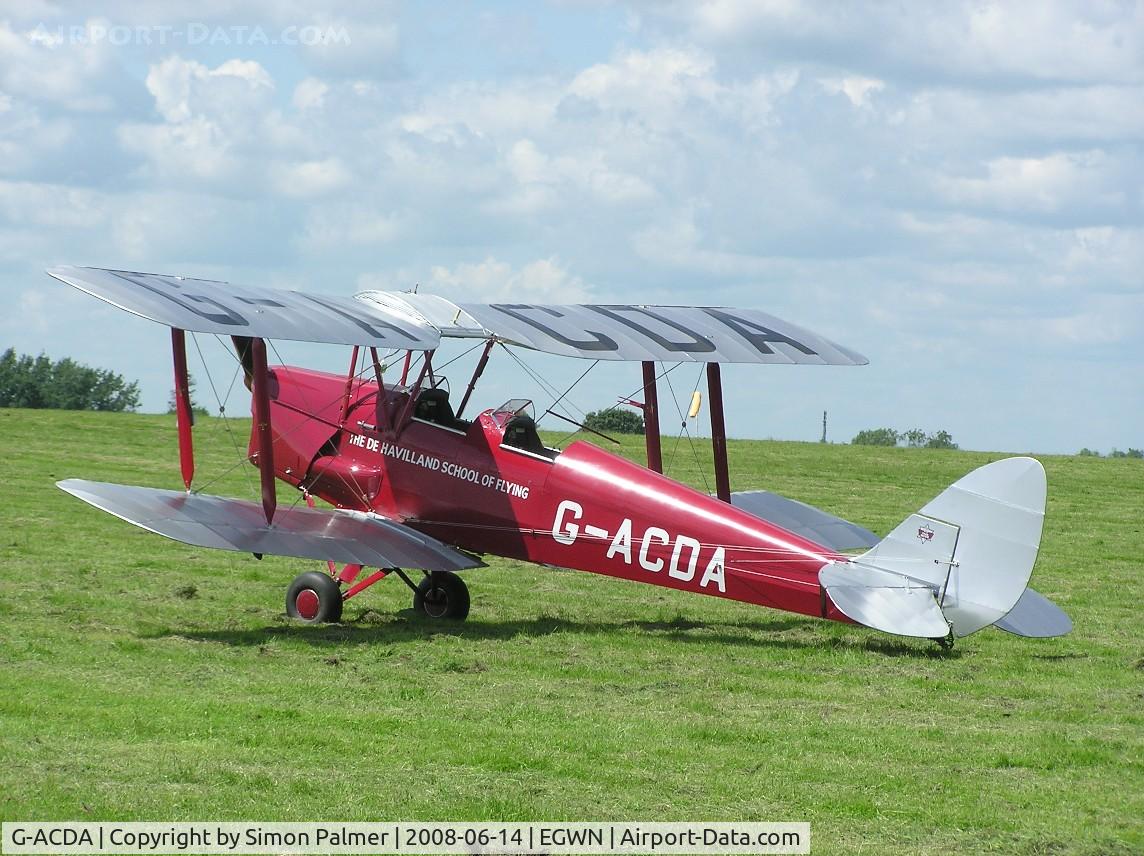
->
[1,408,1141,854]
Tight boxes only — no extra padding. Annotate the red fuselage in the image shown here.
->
[257,366,852,622]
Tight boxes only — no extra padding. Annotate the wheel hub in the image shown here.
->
[295,588,320,621]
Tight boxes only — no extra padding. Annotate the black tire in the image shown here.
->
[286,571,343,623]
[413,571,470,620]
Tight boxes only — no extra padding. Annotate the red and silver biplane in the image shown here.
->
[48,266,1071,647]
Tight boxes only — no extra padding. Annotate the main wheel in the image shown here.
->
[286,571,343,623]
[413,571,470,620]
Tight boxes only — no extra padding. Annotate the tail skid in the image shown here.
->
[820,457,1070,640]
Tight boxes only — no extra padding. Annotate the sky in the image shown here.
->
[1,1,1141,455]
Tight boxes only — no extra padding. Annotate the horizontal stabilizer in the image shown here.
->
[58,479,481,572]
[731,490,880,553]
[819,562,950,638]
[994,588,1072,638]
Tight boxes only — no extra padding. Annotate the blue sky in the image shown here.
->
[1,1,1141,454]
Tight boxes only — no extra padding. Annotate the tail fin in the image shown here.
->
[820,457,1065,639]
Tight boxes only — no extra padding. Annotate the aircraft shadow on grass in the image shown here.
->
[147,612,960,659]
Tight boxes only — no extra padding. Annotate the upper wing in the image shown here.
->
[357,291,866,365]
[46,265,864,363]
[48,266,439,350]
[58,479,482,571]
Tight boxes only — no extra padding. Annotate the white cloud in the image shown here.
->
[120,116,240,182]
[978,294,1142,347]
[0,179,108,229]
[397,81,560,142]
[269,157,351,198]
[0,104,73,177]
[497,139,655,212]
[299,203,399,251]
[121,56,294,189]
[568,47,719,120]
[934,150,1129,217]
[377,257,596,304]
[145,55,274,124]
[298,20,399,78]
[292,77,329,111]
[0,20,116,110]
[819,75,884,107]
[640,0,1144,86]
[885,84,1144,148]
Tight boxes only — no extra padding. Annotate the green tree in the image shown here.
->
[852,427,900,446]
[583,408,645,435]
[925,430,959,450]
[1077,448,1101,457]
[0,348,139,411]
[852,427,958,449]
[902,428,928,447]
[167,375,210,417]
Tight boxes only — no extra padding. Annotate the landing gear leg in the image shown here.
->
[932,629,955,652]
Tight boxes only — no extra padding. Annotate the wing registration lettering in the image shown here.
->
[302,293,421,343]
[489,304,619,352]
[702,308,818,357]
[111,270,250,327]
[585,305,716,353]
[449,298,864,364]
[47,265,441,349]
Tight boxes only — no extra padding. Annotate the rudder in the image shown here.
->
[822,457,1049,638]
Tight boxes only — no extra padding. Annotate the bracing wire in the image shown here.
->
[433,339,489,373]
[499,345,600,434]
[190,333,258,498]
[266,339,377,513]
[545,360,599,421]
[663,364,711,494]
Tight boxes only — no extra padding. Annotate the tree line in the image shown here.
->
[0,348,140,412]
[852,427,958,449]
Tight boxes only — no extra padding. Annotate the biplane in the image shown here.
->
[47,265,1071,647]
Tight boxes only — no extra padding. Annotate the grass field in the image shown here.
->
[1,407,1141,854]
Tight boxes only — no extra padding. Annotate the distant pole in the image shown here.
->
[821,410,828,443]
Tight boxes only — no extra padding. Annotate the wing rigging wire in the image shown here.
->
[663,364,712,495]
[187,332,258,498]
[549,361,690,448]
[498,343,602,438]
[187,335,403,512]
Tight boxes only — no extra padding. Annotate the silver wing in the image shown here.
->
[58,479,481,572]
[46,266,864,364]
[357,291,867,365]
[48,266,439,350]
